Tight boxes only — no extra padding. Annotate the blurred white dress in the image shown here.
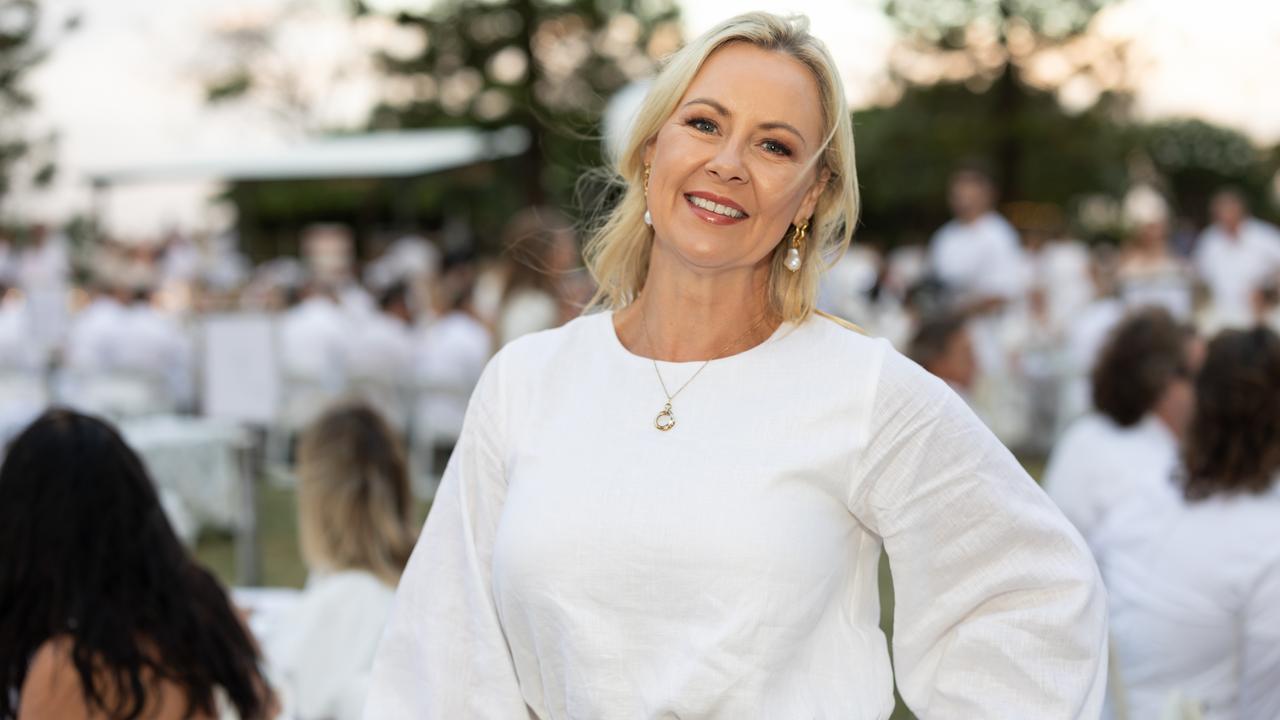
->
[367,311,1106,719]
[266,570,397,720]
[1096,480,1280,719]
[1117,255,1194,321]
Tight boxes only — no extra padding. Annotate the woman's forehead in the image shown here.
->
[678,42,824,142]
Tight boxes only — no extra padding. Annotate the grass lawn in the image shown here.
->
[197,455,1047,720]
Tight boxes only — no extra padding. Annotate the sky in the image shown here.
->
[11,0,1280,236]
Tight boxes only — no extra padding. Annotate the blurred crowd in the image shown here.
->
[824,169,1280,457]
[0,207,592,473]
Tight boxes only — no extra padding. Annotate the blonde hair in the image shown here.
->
[297,403,417,586]
[583,12,860,323]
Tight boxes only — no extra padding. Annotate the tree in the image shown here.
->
[358,0,681,216]
[0,0,74,210]
[197,1,377,136]
[876,0,1128,201]
[1134,119,1280,228]
[854,80,1130,244]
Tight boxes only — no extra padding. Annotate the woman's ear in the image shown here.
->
[795,167,831,225]
[642,137,656,168]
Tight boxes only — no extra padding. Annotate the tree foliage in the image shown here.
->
[858,0,1279,243]
[0,0,70,207]
[358,0,681,211]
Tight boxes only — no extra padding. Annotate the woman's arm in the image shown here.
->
[848,344,1107,718]
[364,355,532,718]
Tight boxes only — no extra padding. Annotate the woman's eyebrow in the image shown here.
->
[681,97,808,149]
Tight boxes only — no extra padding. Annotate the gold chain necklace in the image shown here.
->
[640,301,770,432]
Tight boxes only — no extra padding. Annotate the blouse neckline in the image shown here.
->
[600,309,794,369]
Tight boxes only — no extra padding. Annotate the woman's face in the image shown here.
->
[644,42,828,275]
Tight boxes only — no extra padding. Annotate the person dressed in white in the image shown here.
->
[367,14,1106,719]
[495,207,581,347]
[1059,246,1126,430]
[927,166,1028,372]
[1115,186,1194,321]
[116,289,194,411]
[266,403,418,720]
[17,225,71,359]
[1096,327,1280,719]
[344,282,416,428]
[279,283,350,394]
[412,263,492,471]
[1193,188,1280,332]
[1043,307,1200,554]
[927,168,1033,448]
[63,284,129,377]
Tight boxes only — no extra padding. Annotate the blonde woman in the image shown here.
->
[368,12,1106,718]
[267,403,417,720]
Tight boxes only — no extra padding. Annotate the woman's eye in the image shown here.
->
[687,117,718,134]
[762,139,792,157]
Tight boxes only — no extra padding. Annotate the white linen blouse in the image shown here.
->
[366,311,1107,719]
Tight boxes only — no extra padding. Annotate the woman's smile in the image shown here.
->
[684,191,749,225]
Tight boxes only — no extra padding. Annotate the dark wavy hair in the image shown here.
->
[1091,307,1193,427]
[0,409,271,719]
[1182,327,1280,501]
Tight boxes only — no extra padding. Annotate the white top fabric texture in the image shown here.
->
[1043,412,1181,554]
[1194,218,1280,331]
[266,570,397,720]
[1096,481,1280,720]
[367,311,1107,719]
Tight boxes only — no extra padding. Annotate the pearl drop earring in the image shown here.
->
[643,164,653,226]
[785,219,808,272]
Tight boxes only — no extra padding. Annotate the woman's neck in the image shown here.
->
[614,251,780,362]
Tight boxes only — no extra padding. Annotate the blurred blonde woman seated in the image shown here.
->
[264,402,418,720]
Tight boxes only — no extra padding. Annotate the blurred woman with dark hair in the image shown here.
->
[1043,306,1202,551]
[263,402,417,720]
[0,409,273,720]
[1099,327,1280,719]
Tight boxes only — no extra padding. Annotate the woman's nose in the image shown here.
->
[705,141,747,184]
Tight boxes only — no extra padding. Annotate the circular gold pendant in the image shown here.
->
[655,403,676,431]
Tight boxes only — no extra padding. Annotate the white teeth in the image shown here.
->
[687,195,745,219]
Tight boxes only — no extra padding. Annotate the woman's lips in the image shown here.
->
[683,193,748,226]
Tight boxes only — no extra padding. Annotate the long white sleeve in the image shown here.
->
[848,349,1108,718]
[1239,558,1280,719]
[364,355,532,718]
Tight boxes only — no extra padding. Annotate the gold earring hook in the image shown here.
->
[790,219,809,249]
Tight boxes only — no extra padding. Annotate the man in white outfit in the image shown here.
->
[1193,188,1280,331]
[279,283,350,428]
[343,283,416,429]
[928,167,1030,447]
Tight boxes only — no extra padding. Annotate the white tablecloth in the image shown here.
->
[121,415,252,534]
